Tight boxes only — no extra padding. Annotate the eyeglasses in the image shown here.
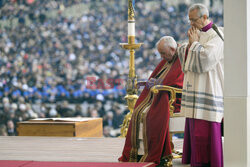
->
[188,16,202,23]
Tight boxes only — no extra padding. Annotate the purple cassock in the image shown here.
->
[182,118,223,167]
[182,22,224,167]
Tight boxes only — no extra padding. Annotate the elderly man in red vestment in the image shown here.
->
[119,36,184,166]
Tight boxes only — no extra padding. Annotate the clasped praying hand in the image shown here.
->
[188,26,200,46]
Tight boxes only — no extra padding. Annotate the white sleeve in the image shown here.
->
[185,36,223,73]
[177,43,188,69]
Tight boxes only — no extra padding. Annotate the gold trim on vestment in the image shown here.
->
[129,93,151,162]
[139,98,152,162]
[140,61,174,162]
[129,59,175,162]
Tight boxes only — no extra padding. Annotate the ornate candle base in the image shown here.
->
[120,94,138,137]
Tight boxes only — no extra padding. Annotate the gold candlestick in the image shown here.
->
[119,0,143,137]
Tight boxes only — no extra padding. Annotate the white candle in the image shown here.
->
[128,21,135,36]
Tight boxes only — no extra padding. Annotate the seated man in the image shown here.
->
[119,36,184,166]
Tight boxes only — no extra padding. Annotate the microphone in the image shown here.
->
[212,24,224,41]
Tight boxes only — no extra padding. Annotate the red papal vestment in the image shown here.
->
[119,56,184,165]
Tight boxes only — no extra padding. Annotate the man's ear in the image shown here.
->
[169,47,176,56]
[170,47,176,53]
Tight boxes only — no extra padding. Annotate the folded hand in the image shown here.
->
[188,27,199,46]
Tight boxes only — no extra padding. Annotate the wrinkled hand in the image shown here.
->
[147,78,157,89]
[188,27,199,46]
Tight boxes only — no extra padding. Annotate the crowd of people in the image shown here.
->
[0,0,223,137]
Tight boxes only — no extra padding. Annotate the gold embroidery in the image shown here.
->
[140,60,175,162]
[129,59,175,162]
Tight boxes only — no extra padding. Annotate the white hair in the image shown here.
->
[188,3,209,18]
[156,36,177,49]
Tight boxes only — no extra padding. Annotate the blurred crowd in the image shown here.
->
[0,0,223,137]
